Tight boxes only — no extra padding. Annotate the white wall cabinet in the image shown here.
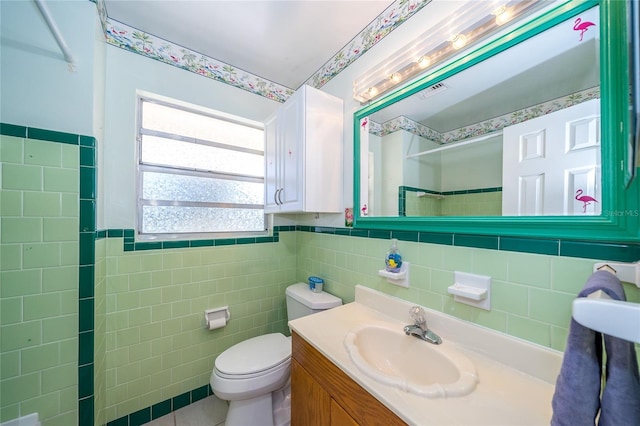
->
[264,85,343,213]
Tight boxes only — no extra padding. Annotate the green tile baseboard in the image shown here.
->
[105,385,213,426]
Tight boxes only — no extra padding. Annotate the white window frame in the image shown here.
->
[135,94,268,240]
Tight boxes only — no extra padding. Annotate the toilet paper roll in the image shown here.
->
[205,316,227,330]
[204,306,230,330]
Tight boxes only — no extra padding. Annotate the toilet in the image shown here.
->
[210,282,342,426]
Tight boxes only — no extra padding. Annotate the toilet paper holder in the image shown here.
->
[204,306,230,330]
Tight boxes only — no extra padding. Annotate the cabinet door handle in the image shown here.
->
[273,188,282,206]
[277,188,284,205]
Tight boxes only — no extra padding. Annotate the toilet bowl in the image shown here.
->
[210,282,342,426]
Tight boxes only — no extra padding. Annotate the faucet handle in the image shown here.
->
[409,306,426,326]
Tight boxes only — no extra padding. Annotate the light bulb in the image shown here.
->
[390,72,402,83]
[494,6,511,25]
[452,34,467,50]
[417,55,430,69]
[367,87,379,97]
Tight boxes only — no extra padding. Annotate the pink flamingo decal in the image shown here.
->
[575,189,598,213]
[361,118,368,129]
[361,204,368,216]
[573,18,595,41]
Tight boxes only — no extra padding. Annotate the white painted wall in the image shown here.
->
[0,0,100,137]
[440,137,503,191]
[0,0,500,229]
[380,132,404,215]
[102,46,280,228]
[317,0,470,222]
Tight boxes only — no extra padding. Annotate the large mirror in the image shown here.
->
[354,0,638,240]
[361,4,601,218]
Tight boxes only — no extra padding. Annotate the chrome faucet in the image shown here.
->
[404,306,442,344]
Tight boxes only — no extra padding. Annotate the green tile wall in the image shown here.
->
[294,231,640,355]
[4,123,639,426]
[101,232,296,422]
[0,134,80,425]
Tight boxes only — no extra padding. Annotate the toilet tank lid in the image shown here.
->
[286,282,342,309]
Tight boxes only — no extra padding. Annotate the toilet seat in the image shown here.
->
[215,333,291,379]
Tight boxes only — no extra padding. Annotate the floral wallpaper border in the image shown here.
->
[96,0,430,103]
[369,86,601,143]
[104,17,294,103]
[306,0,429,89]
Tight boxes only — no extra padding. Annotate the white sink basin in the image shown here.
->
[344,325,478,398]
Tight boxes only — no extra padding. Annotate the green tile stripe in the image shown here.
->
[97,228,281,250]
[98,224,640,262]
[399,185,502,198]
[1,122,97,426]
[442,187,502,195]
[398,185,501,216]
[78,126,97,426]
[106,385,212,426]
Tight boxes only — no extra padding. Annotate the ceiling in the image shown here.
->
[103,0,395,89]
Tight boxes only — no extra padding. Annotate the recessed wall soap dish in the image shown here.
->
[447,271,491,310]
[378,262,410,288]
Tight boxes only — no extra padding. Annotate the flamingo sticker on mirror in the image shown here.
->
[573,16,595,41]
[576,189,598,214]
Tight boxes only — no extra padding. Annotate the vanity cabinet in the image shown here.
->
[264,85,343,213]
[291,331,406,426]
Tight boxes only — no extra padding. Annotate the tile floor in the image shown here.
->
[143,395,228,426]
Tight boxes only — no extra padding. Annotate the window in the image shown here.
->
[137,95,266,238]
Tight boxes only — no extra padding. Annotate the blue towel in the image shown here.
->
[551,271,640,426]
[551,271,605,426]
[597,273,640,426]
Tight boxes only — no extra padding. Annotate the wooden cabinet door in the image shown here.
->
[331,400,359,426]
[291,359,330,426]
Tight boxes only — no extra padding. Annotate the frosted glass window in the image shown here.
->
[141,135,263,177]
[142,172,263,204]
[137,95,266,237]
[142,206,265,233]
[142,101,263,151]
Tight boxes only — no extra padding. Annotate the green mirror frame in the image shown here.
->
[353,0,639,242]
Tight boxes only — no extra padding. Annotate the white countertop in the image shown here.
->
[289,285,563,426]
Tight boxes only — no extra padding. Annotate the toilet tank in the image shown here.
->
[285,282,342,321]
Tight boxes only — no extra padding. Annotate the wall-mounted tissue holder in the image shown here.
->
[204,306,230,330]
[448,271,491,310]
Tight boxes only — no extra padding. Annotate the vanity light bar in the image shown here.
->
[353,0,549,103]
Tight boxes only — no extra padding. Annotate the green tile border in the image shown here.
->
[97,225,640,263]
[1,123,97,426]
[0,123,27,137]
[500,236,560,256]
[96,227,284,250]
[106,385,213,426]
[398,185,502,216]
